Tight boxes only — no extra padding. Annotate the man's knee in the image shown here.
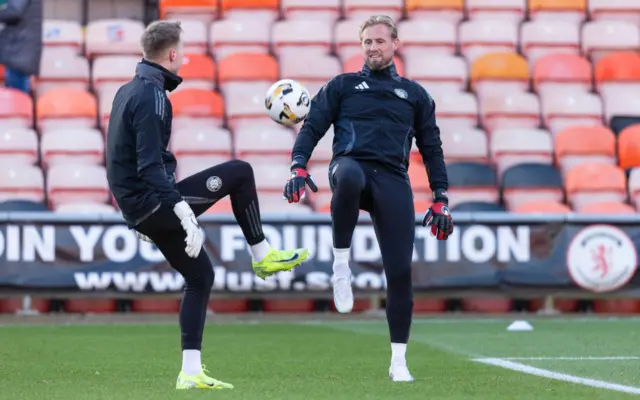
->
[227,159,254,179]
[184,258,215,291]
[333,160,365,195]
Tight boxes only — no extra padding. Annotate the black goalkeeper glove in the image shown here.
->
[422,188,454,240]
[283,166,318,203]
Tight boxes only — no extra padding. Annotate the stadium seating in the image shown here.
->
[554,125,616,174]
[490,128,553,177]
[0,88,33,130]
[501,163,564,210]
[466,0,526,23]
[588,0,640,25]
[533,54,593,100]
[446,162,499,208]
[160,0,219,23]
[0,128,39,166]
[520,21,580,66]
[405,0,465,23]
[528,0,587,25]
[281,0,342,24]
[177,53,216,91]
[564,163,627,209]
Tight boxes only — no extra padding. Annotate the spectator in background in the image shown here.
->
[0,0,43,94]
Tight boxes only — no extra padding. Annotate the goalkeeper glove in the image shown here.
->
[284,165,318,203]
[423,189,454,241]
[173,200,203,258]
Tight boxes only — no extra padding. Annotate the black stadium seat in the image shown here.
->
[446,162,499,208]
[501,163,564,210]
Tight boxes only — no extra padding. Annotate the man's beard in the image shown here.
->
[365,54,393,71]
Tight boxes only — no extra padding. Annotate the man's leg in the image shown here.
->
[369,171,415,382]
[176,159,308,278]
[328,157,368,313]
[136,206,233,389]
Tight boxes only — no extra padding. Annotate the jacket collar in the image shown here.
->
[361,62,401,81]
[135,59,183,92]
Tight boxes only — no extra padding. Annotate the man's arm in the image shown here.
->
[413,86,449,192]
[0,0,30,24]
[290,76,342,169]
[132,87,183,208]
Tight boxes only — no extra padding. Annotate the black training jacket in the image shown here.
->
[106,59,183,228]
[291,63,448,191]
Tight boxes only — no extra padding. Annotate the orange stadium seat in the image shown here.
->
[404,54,467,95]
[40,128,104,168]
[91,55,139,96]
[343,0,404,21]
[397,20,457,59]
[177,20,208,54]
[234,125,295,164]
[209,19,271,60]
[528,0,587,24]
[627,168,640,207]
[42,20,84,57]
[512,200,571,213]
[343,54,404,76]
[85,19,144,58]
[533,54,592,100]
[279,54,341,96]
[408,161,431,198]
[220,0,280,23]
[307,162,331,193]
[272,20,332,59]
[168,89,225,130]
[501,164,564,210]
[490,128,553,177]
[334,19,364,62]
[36,53,90,96]
[520,21,580,66]
[581,21,640,63]
[589,0,640,25]
[618,125,640,170]
[178,53,216,91]
[594,52,640,101]
[0,165,45,203]
[281,0,342,24]
[466,0,526,23]
[36,87,97,133]
[46,164,110,208]
[0,128,39,166]
[217,53,278,129]
[470,52,529,100]
[440,128,489,164]
[541,92,604,134]
[459,20,519,64]
[554,125,616,174]
[405,0,465,24]
[170,127,232,166]
[431,91,479,131]
[565,163,627,209]
[160,0,218,23]
[578,201,635,214]
[0,88,34,130]
[0,65,4,84]
[480,92,541,135]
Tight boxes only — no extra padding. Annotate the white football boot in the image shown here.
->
[389,362,414,382]
[331,264,354,313]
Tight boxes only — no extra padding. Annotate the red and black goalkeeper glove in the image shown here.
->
[284,166,318,203]
[423,189,454,240]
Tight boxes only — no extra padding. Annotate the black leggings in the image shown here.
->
[329,157,415,344]
[136,159,264,350]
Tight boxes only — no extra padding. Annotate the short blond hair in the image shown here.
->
[359,15,398,41]
[141,20,183,60]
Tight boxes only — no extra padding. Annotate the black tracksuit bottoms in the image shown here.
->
[329,157,415,344]
[135,160,265,350]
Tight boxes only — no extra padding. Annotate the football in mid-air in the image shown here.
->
[265,79,311,126]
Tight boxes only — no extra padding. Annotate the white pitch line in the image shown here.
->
[474,358,640,395]
[500,356,640,361]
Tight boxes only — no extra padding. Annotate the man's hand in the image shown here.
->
[173,200,203,258]
[423,189,454,240]
[284,166,318,203]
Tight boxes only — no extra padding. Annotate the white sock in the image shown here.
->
[333,247,351,277]
[250,239,271,262]
[391,343,407,365]
[182,350,202,376]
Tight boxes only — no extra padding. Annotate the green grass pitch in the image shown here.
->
[2,316,640,399]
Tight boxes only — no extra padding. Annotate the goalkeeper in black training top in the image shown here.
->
[106,21,309,391]
[283,15,454,383]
